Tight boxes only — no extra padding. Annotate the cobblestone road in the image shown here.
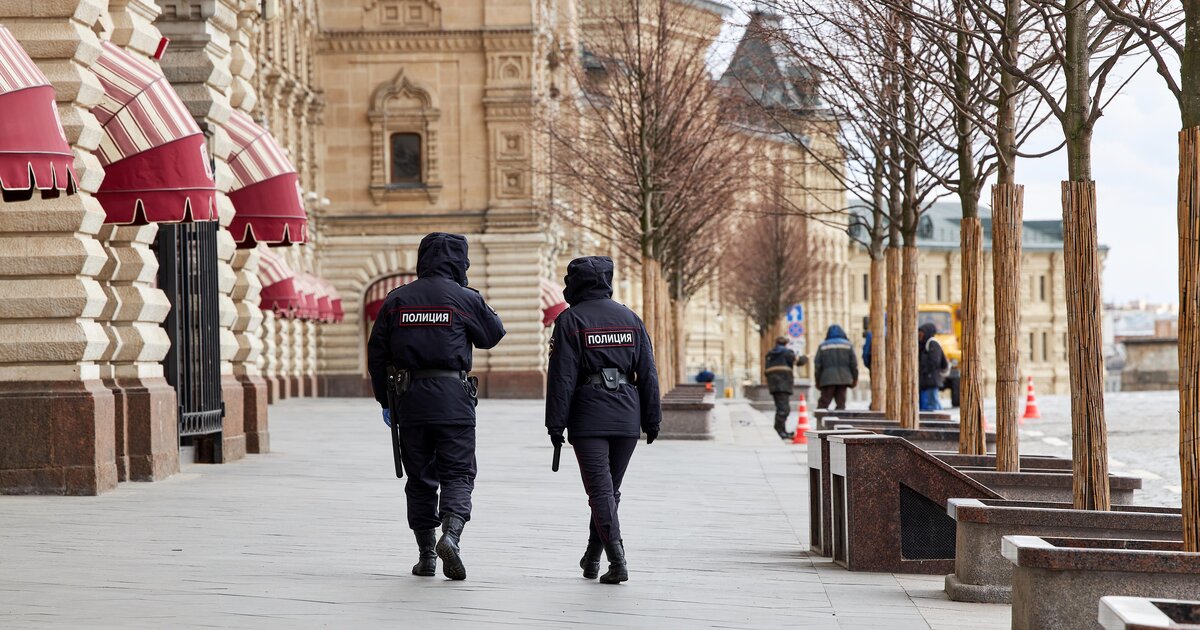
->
[0,398,1010,629]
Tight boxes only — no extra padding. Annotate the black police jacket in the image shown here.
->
[545,256,662,439]
[366,233,506,425]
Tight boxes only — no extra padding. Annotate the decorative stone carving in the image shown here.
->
[365,0,442,30]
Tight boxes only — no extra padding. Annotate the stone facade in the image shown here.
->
[313,0,570,398]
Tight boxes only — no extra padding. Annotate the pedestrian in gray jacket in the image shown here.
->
[813,325,858,410]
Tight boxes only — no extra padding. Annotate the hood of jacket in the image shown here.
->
[918,323,938,342]
[563,256,614,305]
[416,232,469,286]
[824,324,849,342]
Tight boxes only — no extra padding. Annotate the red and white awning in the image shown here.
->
[256,249,300,317]
[541,277,568,327]
[364,273,417,322]
[293,273,322,321]
[90,41,216,224]
[225,110,307,247]
[0,25,76,201]
[316,278,340,323]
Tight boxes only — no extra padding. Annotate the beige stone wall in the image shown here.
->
[313,0,569,397]
[845,244,1072,396]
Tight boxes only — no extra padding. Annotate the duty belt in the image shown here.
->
[410,369,468,380]
[584,370,630,391]
[765,365,793,373]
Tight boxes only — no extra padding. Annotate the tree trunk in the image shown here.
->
[673,296,687,385]
[643,259,668,396]
[1062,181,1110,510]
[885,245,903,420]
[869,254,887,411]
[899,246,919,429]
[1178,127,1200,551]
[992,184,1024,472]
[958,217,986,454]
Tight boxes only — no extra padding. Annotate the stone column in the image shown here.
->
[231,249,268,452]
[0,1,117,495]
[156,0,246,462]
[480,233,549,398]
[273,316,293,399]
[99,0,179,482]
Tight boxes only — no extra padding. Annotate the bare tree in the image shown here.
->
[1087,0,1200,548]
[723,189,824,375]
[544,0,751,387]
[958,0,1154,510]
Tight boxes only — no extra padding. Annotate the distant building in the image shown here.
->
[845,202,1102,397]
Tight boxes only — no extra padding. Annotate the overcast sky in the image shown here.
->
[709,4,1180,305]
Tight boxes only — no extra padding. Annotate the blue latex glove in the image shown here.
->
[382,408,392,428]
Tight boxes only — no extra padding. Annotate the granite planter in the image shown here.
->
[660,386,715,440]
[944,499,1180,603]
[827,433,1001,573]
[813,408,952,421]
[1100,596,1200,629]
[931,452,1073,470]
[806,428,873,556]
[959,469,1143,504]
[825,425,996,453]
[1005,536,1200,630]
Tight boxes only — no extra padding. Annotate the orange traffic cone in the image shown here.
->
[792,394,810,445]
[1022,376,1041,421]
[704,382,714,393]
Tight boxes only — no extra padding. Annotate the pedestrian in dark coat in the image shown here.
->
[546,256,661,585]
[366,233,506,581]
[764,337,807,440]
[813,324,858,410]
[918,323,948,411]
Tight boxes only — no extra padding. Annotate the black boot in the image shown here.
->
[774,417,794,440]
[599,539,629,584]
[412,529,437,576]
[436,514,467,580]
[580,538,603,579]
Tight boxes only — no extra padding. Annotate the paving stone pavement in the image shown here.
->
[0,398,1010,629]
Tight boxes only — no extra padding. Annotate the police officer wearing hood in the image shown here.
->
[367,233,506,581]
[546,256,661,585]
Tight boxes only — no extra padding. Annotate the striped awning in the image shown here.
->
[293,273,322,321]
[90,41,216,224]
[225,110,307,247]
[0,26,76,201]
[364,272,417,321]
[316,278,340,323]
[541,277,568,327]
[256,249,300,317]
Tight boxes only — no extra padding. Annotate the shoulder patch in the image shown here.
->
[582,328,636,348]
[397,308,453,326]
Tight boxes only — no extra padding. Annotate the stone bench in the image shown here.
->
[826,433,1001,574]
[805,428,874,556]
[1100,596,1200,629]
[1004,536,1200,630]
[744,382,812,414]
[660,385,715,440]
[957,469,1142,505]
[813,408,952,421]
[945,499,1180,603]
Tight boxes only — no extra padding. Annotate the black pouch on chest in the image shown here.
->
[600,367,621,391]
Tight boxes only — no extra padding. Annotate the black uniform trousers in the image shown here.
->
[399,424,477,531]
[573,436,638,544]
[771,392,792,423]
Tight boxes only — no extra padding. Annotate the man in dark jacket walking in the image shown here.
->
[546,256,661,585]
[366,233,506,581]
[764,336,806,440]
[813,324,858,410]
[918,322,948,411]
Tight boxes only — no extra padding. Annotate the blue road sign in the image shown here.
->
[788,322,804,338]
[787,304,804,323]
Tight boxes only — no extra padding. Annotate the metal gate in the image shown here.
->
[156,221,224,462]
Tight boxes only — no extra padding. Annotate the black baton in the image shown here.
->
[552,442,561,472]
[390,420,403,479]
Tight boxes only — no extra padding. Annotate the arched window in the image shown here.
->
[390,133,422,184]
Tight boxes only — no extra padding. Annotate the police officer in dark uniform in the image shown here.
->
[764,335,807,440]
[545,256,661,585]
[367,233,506,581]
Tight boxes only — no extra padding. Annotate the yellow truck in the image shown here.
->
[918,303,962,407]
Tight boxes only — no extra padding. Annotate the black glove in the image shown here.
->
[645,429,658,445]
[549,427,565,447]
